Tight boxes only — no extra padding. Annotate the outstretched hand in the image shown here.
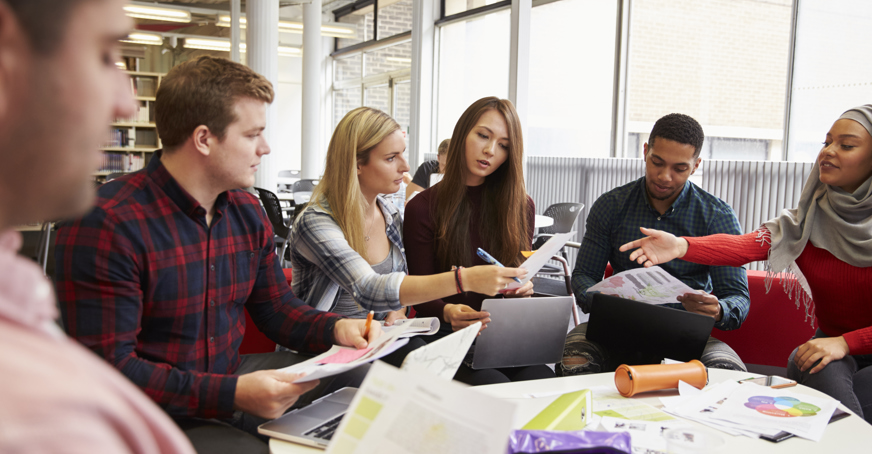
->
[618,227,688,267]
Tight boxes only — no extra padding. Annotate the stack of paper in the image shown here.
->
[660,381,838,441]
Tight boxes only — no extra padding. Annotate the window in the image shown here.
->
[378,0,413,39]
[335,0,414,51]
[436,9,510,146]
[624,0,792,160]
[443,0,504,18]
[527,0,618,158]
[786,0,872,161]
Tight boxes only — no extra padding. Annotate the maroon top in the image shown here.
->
[403,183,535,321]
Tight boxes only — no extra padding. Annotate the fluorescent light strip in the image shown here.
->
[183,38,301,57]
[120,32,164,46]
[386,57,411,64]
[124,5,191,23]
[217,15,355,37]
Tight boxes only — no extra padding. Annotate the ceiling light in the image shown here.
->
[124,5,192,23]
[116,62,127,69]
[120,32,164,46]
[217,15,355,38]
[183,37,231,52]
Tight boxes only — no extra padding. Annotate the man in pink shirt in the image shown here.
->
[0,0,194,452]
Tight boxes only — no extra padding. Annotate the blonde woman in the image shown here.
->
[287,107,526,363]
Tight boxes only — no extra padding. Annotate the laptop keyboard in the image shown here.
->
[304,414,344,441]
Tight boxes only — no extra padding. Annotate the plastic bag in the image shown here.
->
[507,429,631,454]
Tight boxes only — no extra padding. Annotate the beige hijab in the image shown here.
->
[761,105,872,321]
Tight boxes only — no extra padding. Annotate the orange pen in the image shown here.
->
[363,310,374,339]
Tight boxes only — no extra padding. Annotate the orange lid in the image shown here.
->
[614,364,634,397]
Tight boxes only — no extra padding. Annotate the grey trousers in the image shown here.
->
[557,322,747,376]
[787,329,872,424]
[173,351,370,454]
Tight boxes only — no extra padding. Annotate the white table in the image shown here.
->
[534,214,554,229]
[269,369,871,453]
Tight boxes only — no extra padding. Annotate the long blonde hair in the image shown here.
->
[311,107,400,256]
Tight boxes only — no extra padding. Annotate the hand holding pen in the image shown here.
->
[476,248,522,284]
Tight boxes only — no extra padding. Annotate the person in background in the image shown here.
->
[406,138,450,200]
[620,105,872,422]
[54,56,380,454]
[0,0,193,452]
[289,107,524,366]
[558,113,749,377]
[404,97,551,386]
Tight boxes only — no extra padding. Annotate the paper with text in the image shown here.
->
[326,362,515,454]
[588,266,697,305]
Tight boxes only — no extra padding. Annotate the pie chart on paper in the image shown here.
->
[744,396,821,417]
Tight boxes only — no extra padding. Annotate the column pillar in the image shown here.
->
[301,0,322,180]
[247,0,279,191]
[230,0,241,63]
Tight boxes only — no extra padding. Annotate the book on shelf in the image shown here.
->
[98,152,145,173]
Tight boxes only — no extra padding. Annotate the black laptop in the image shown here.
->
[586,293,715,366]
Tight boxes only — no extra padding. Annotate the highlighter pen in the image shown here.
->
[363,310,374,339]
[476,248,522,283]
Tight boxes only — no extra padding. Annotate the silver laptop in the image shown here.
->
[257,323,479,448]
[471,296,573,370]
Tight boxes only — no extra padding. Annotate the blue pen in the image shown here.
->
[476,248,522,283]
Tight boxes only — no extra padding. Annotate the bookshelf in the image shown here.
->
[98,71,165,181]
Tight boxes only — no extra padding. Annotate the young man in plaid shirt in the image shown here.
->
[558,114,751,377]
[55,56,380,453]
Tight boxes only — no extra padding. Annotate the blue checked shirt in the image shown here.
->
[289,195,406,317]
[572,177,750,330]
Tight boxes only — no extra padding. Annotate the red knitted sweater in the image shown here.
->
[684,229,872,355]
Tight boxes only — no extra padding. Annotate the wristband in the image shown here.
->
[454,266,465,294]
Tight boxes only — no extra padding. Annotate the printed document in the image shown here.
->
[382,317,441,337]
[505,232,575,290]
[587,266,697,305]
[326,361,515,454]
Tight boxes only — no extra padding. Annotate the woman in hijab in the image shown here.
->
[618,104,872,422]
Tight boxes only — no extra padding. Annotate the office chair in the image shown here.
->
[291,179,318,205]
[254,187,292,266]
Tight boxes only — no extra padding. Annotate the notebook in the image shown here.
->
[257,322,480,448]
[471,296,573,370]
[586,293,715,365]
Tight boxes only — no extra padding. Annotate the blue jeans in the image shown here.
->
[787,330,872,423]
[557,322,746,376]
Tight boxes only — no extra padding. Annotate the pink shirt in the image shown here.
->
[0,229,194,454]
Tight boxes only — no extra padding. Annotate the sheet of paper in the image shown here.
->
[664,381,781,438]
[587,266,698,305]
[590,386,676,422]
[400,322,479,380]
[326,361,515,454]
[278,323,413,383]
[318,347,373,364]
[506,232,575,290]
[710,383,838,442]
[600,416,691,454]
[382,317,441,337]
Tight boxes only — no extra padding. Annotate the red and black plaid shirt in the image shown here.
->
[55,153,341,419]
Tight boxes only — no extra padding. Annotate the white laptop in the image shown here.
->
[257,322,480,448]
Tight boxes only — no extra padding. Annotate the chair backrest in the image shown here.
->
[292,179,318,204]
[254,187,290,239]
[540,202,584,235]
[277,170,301,193]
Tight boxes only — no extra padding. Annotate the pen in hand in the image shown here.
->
[476,248,522,283]
[363,310,374,339]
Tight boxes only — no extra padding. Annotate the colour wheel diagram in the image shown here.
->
[744,396,820,417]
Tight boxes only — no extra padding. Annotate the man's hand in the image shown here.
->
[333,318,383,349]
[678,290,722,322]
[233,371,320,420]
[444,304,490,334]
[794,336,850,374]
[500,280,534,297]
[383,309,407,326]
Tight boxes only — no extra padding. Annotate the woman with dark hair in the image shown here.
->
[620,105,872,422]
[404,97,553,385]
